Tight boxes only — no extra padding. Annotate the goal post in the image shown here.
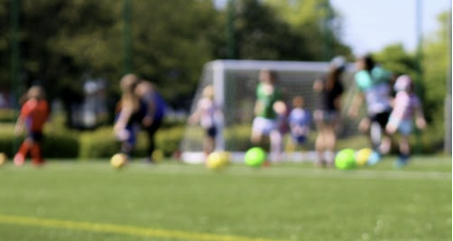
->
[180,59,361,164]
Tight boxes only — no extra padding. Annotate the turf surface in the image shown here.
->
[0,156,451,241]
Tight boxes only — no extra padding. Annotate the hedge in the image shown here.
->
[78,127,121,159]
[0,123,444,160]
[0,109,16,123]
[0,129,79,158]
[79,126,185,159]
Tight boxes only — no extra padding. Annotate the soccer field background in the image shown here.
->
[0,156,451,241]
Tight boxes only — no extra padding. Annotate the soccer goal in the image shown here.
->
[180,59,362,164]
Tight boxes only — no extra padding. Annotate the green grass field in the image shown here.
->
[0,156,451,241]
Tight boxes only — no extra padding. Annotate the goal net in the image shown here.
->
[180,60,364,163]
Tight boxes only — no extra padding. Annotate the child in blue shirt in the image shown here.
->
[288,96,311,146]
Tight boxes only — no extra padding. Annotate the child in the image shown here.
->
[251,69,284,163]
[14,86,50,166]
[385,75,426,168]
[189,85,222,156]
[349,54,393,163]
[288,96,311,147]
[313,56,345,167]
[134,80,166,163]
[114,74,141,158]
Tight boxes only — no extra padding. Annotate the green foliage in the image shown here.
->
[41,132,80,158]
[130,0,220,106]
[0,0,353,110]
[0,0,221,109]
[233,0,305,60]
[155,126,185,157]
[78,125,185,159]
[421,12,450,130]
[0,109,16,122]
[78,127,120,159]
[409,126,445,154]
[0,126,79,158]
[0,122,185,159]
[224,124,252,150]
[0,126,16,157]
[375,44,417,77]
[263,0,352,59]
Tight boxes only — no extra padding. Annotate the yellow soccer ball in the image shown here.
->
[355,148,373,167]
[206,151,229,170]
[0,153,7,167]
[219,151,231,166]
[110,153,127,168]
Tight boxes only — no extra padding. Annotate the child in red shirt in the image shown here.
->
[14,86,50,166]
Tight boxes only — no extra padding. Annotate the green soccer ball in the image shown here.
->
[244,147,266,167]
[335,149,356,170]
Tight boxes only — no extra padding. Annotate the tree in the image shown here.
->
[0,0,221,114]
[263,0,352,60]
[0,0,355,128]
[130,0,220,108]
[218,0,346,61]
[231,0,302,60]
[422,11,450,130]
[375,44,417,78]
[0,1,9,89]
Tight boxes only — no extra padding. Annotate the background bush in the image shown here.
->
[42,133,80,158]
[78,127,120,159]
[0,110,16,123]
[0,124,79,158]
[78,125,185,159]
[0,121,442,160]
[155,125,185,157]
[0,126,17,157]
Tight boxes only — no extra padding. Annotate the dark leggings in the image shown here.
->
[368,110,392,150]
[145,118,163,158]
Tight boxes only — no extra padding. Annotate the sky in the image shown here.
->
[330,0,451,55]
[215,0,451,56]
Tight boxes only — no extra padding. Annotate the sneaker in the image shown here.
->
[14,154,25,166]
[394,155,409,169]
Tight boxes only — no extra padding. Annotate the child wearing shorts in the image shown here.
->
[385,75,426,168]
